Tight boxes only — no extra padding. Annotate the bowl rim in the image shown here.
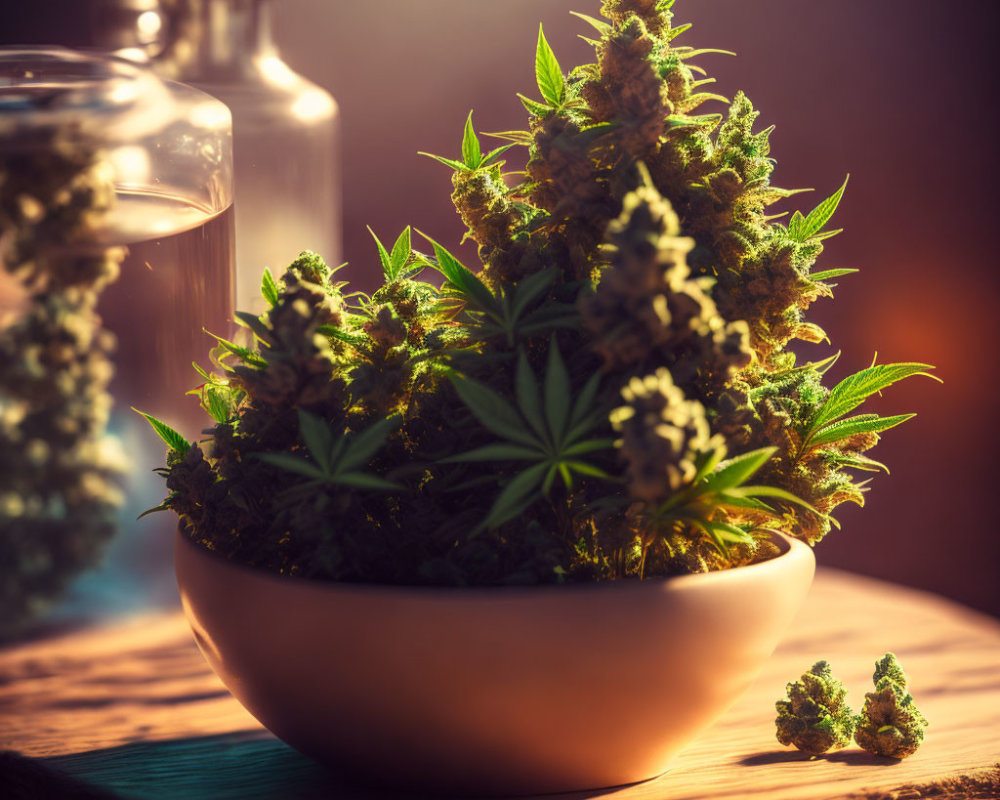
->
[175,525,815,599]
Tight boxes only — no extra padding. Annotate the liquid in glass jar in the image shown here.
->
[96,190,235,603]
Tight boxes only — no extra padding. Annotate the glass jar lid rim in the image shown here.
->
[0,46,174,141]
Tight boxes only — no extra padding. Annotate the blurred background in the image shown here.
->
[2,0,998,617]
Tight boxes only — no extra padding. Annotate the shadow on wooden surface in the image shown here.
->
[821,751,905,767]
[41,732,415,800]
[738,750,814,767]
[739,749,906,768]
[3,749,120,800]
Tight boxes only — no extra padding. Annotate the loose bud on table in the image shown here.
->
[775,660,857,755]
[854,653,928,759]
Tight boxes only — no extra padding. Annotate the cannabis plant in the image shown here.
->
[143,0,935,585]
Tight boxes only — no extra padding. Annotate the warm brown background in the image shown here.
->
[2,1,998,616]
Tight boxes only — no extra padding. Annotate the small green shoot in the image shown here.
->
[788,176,850,242]
[133,409,190,456]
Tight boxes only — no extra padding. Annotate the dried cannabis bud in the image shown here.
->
[854,653,928,759]
[0,131,126,636]
[610,368,719,503]
[775,661,857,755]
[581,179,750,400]
[142,0,934,586]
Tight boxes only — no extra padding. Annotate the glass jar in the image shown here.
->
[153,0,341,313]
[0,47,234,619]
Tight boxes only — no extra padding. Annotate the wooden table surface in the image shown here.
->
[1,568,998,800]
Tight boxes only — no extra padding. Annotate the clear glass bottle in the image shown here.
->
[153,0,341,313]
[0,47,234,620]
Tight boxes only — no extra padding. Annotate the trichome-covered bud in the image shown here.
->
[854,653,927,759]
[873,651,907,685]
[363,306,407,349]
[231,251,346,418]
[600,0,670,37]
[610,367,720,502]
[284,249,332,287]
[527,115,610,230]
[775,660,856,755]
[581,182,750,400]
[583,16,669,157]
[451,169,522,279]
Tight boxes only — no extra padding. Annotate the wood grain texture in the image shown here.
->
[1,568,998,800]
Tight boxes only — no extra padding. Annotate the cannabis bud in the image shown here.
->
[775,660,856,755]
[854,653,927,759]
[0,131,126,638]
[581,181,750,398]
[610,368,720,502]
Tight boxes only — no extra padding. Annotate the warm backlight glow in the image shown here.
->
[136,10,163,42]
[108,145,151,184]
[257,55,298,89]
[189,98,231,131]
[291,88,333,121]
[107,79,138,105]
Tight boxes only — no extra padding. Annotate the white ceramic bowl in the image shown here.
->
[175,530,814,795]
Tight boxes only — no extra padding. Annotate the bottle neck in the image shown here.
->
[166,0,277,82]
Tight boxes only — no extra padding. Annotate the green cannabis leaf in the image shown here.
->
[389,227,413,277]
[808,268,859,282]
[807,413,915,450]
[448,340,612,530]
[461,110,482,169]
[648,447,824,553]
[205,329,268,369]
[535,24,566,107]
[788,175,849,242]
[823,452,890,474]
[415,234,581,344]
[369,226,394,281]
[666,22,692,41]
[465,268,579,345]
[800,360,938,454]
[418,152,467,172]
[518,93,554,117]
[234,311,273,346]
[370,226,418,282]
[189,381,241,425]
[419,112,516,173]
[261,268,280,307]
[133,409,191,456]
[257,409,400,491]
[569,11,610,36]
[417,233,498,313]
